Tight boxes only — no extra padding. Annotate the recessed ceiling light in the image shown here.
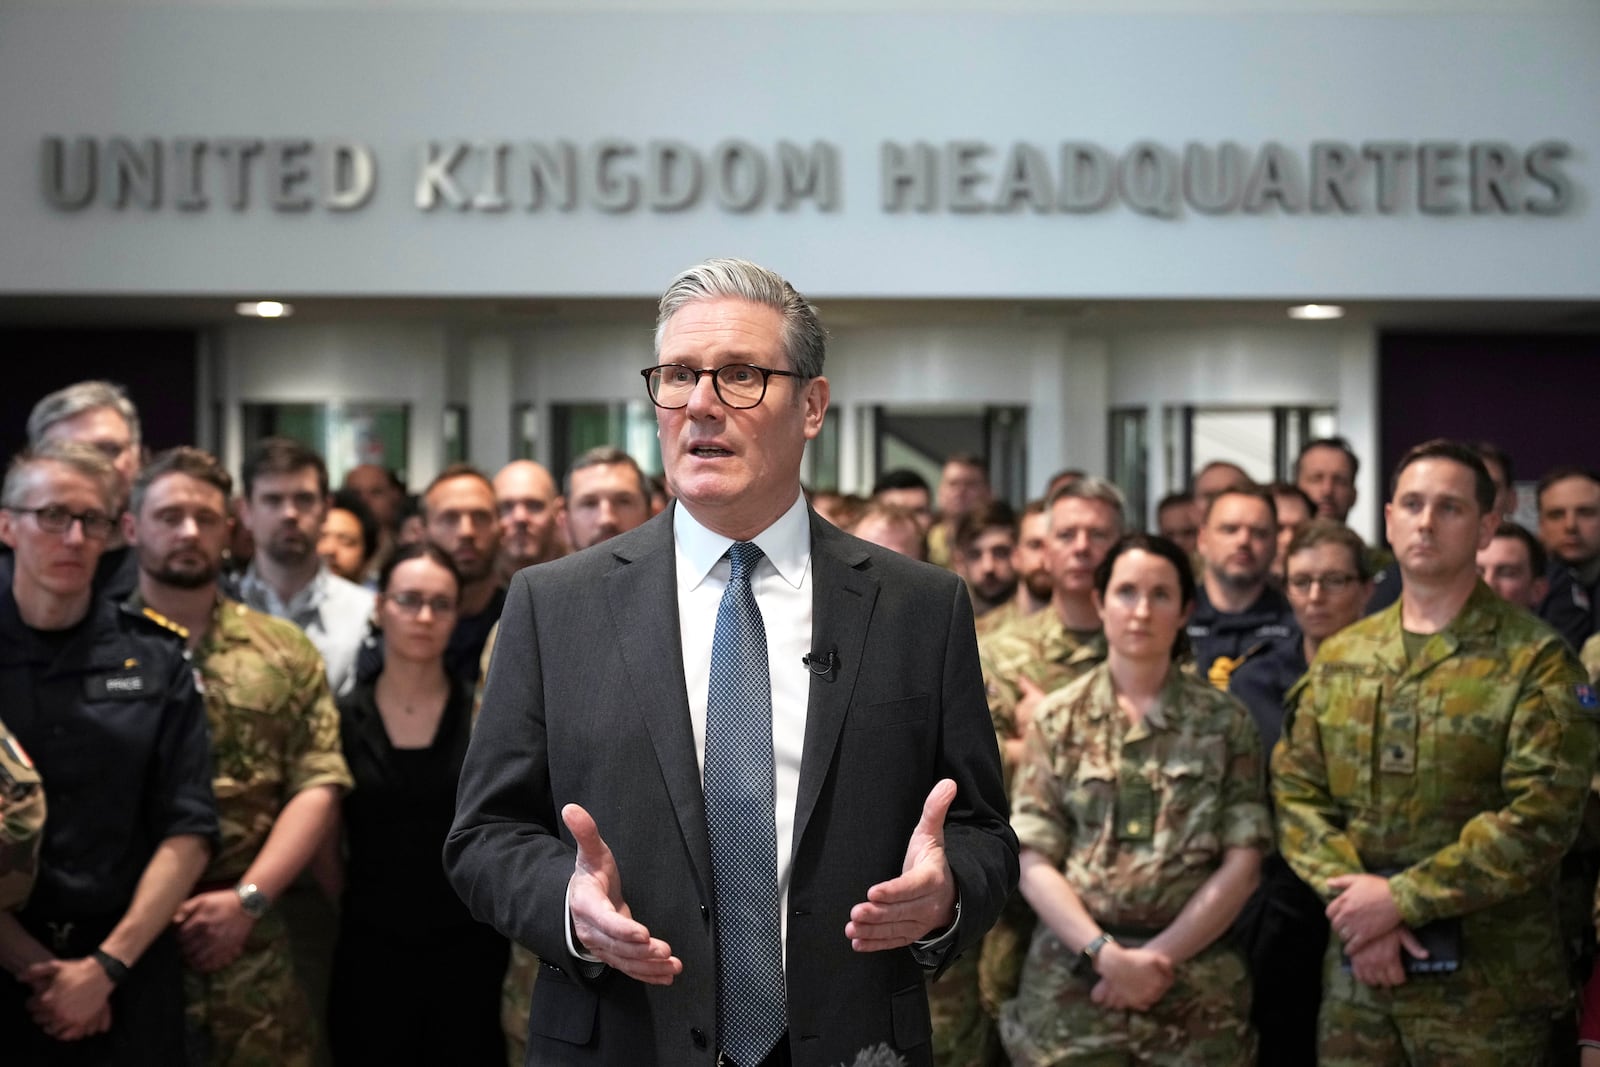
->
[1287,303,1344,321]
[236,300,293,318]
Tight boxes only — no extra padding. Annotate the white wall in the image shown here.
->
[4,7,1595,300]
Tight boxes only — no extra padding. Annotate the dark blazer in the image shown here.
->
[445,506,1016,1067]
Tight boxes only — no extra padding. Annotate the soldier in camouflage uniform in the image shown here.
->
[125,447,354,1067]
[0,716,45,913]
[1274,440,1600,1066]
[1000,534,1270,1066]
[966,477,1121,1042]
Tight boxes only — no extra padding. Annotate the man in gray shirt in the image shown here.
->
[236,438,374,696]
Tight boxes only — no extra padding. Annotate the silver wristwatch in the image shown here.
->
[235,882,270,919]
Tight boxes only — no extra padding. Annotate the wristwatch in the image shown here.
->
[91,948,130,985]
[235,882,271,919]
[1076,932,1116,977]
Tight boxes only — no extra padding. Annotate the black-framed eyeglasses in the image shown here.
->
[641,364,805,410]
[385,592,458,617]
[6,505,118,539]
[1286,572,1359,593]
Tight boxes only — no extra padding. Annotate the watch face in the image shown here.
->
[237,884,269,918]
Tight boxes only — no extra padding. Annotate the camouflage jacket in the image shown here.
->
[1273,581,1599,1011]
[1012,663,1271,930]
[980,608,1108,745]
[150,597,355,883]
[0,716,45,911]
[1582,632,1600,684]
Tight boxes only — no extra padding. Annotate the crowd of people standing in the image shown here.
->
[3,299,1600,1067]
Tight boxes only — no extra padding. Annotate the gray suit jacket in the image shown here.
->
[445,506,1016,1067]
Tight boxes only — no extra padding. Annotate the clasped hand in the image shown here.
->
[1090,943,1173,1012]
[23,958,114,1042]
[562,778,961,984]
[1326,873,1428,986]
[174,888,255,973]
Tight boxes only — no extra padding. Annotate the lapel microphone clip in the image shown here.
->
[801,647,839,680]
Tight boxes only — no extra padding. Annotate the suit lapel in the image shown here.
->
[793,517,879,854]
[605,511,714,897]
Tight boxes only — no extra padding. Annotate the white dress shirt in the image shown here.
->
[674,492,814,954]
[566,492,955,964]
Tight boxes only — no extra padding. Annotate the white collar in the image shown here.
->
[674,492,811,591]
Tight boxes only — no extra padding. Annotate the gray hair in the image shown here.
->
[3,440,120,512]
[27,380,142,448]
[655,258,828,379]
[1045,475,1127,533]
[564,446,648,501]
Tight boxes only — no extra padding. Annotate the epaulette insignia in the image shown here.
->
[142,607,191,640]
[1207,655,1242,692]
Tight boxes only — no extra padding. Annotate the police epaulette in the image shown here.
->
[140,607,190,640]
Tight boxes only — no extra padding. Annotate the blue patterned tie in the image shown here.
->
[703,541,787,1066]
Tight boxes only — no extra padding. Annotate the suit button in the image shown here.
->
[690,1027,707,1049]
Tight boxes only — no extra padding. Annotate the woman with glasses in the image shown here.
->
[999,534,1271,1067]
[323,543,507,1066]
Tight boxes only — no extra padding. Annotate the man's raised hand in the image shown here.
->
[563,804,682,984]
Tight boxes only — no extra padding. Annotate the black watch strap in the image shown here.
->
[92,948,130,985]
[1078,932,1116,975]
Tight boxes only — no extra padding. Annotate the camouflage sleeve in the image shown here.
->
[284,635,355,797]
[0,723,45,912]
[1270,672,1366,900]
[980,645,1019,742]
[1389,642,1600,927]
[1218,696,1273,854]
[1009,694,1071,866]
[473,621,499,728]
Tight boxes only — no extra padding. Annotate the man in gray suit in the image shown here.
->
[446,258,1016,1067]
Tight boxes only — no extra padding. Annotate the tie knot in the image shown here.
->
[727,541,764,581]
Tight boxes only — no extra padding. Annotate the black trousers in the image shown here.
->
[0,914,186,1067]
[1233,854,1328,1066]
[328,915,509,1067]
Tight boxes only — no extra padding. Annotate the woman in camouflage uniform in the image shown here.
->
[1000,534,1272,1066]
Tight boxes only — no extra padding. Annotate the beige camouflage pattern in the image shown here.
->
[0,716,45,912]
[1318,996,1549,1067]
[1002,663,1268,1064]
[975,610,1107,1024]
[185,911,311,1067]
[1273,581,1599,1024]
[1582,632,1600,685]
[979,609,1107,782]
[180,597,355,1067]
[925,948,999,1067]
[998,939,1255,1067]
[1011,663,1270,929]
[502,941,540,1067]
[927,523,953,570]
[973,598,1021,639]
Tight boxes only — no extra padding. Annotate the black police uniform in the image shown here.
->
[1224,635,1328,1066]
[1540,560,1600,654]
[0,590,218,1066]
[1186,585,1298,694]
[1189,588,1324,1066]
